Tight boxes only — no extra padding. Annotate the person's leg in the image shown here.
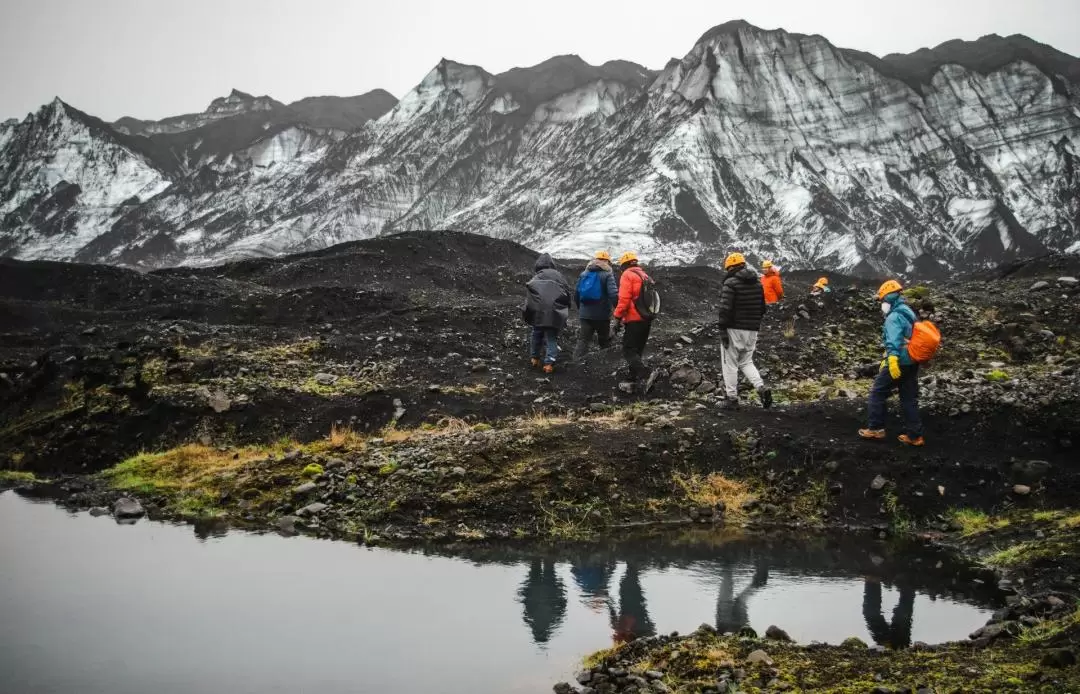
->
[623,322,648,379]
[732,330,765,389]
[595,319,612,350]
[899,364,923,437]
[721,337,740,399]
[866,367,895,430]
[573,321,596,361]
[530,327,544,360]
[544,328,560,364]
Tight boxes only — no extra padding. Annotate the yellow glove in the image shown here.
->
[887,355,901,380]
[879,358,887,371]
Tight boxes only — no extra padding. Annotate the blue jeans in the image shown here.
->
[530,327,560,364]
[867,362,923,437]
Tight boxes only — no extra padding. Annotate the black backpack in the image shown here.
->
[634,273,661,320]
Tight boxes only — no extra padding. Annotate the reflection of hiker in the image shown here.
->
[717,253,771,410]
[517,559,568,644]
[859,280,925,447]
[570,555,616,606]
[862,579,915,649]
[715,558,769,634]
[609,562,656,643]
[613,252,656,389]
[810,277,830,296]
[523,253,571,374]
[761,261,784,305]
[572,251,619,361]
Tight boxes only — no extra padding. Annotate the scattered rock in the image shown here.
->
[314,373,338,386]
[1029,280,1050,292]
[765,625,793,642]
[297,502,328,517]
[1012,484,1032,496]
[276,515,298,534]
[1010,459,1051,484]
[618,381,635,394]
[840,636,868,649]
[1058,277,1079,287]
[746,650,773,666]
[695,380,716,395]
[451,466,467,477]
[575,671,592,685]
[553,683,578,694]
[1041,648,1078,668]
[292,481,318,495]
[112,497,145,519]
[88,506,110,517]
[870,474,887,491]
[680,335,694,345]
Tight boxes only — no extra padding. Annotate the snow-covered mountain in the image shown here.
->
[2,21,1079,274]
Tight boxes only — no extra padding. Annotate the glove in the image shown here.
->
[887,355,901,380]
[720,329,731,349]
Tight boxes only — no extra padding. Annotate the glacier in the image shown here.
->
[1,21,1078,274]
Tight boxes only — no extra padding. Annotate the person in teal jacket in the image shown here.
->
[859,280,924,446]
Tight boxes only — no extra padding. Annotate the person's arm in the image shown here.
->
[605,272,619,313]
[717,281,734,328]
[883,313,905,378]
[614,271,637,319]
[776,277,784,301]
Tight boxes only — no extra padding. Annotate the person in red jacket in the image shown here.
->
[761,260,784,304]
[613,251,655,388]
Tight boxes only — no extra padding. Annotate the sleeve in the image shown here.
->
[776,276,784,300]
[559,274,572,308]
[883,314,904,357]
[717,281,734,328]
[605,272,619,311]
[614,271,636,319]
[573,273,581,308]
[759,283,766,318]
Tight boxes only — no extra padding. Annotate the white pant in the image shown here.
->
[722,329,764,398]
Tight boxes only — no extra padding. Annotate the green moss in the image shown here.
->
[948,508,1010,536]
[985,369,1010,382]
[301,463,324,477]
[344,474,358,486]
[902,285,930,300]
[984,541,1043,567]
[0,470,36,483]
[378,461,399,476]
[472,423,492,433]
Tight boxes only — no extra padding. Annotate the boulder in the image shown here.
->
[1057,277,1078,287]
[297,502,328,517]
[314,373,338,386]
[1029,281,1050,292]
[112,497,145,519]
[88,506,110,517]
[765,625,793,642]
[746,650,773,666]
[292,481,318,495]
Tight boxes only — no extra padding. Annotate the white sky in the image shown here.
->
[2,0,1079,122]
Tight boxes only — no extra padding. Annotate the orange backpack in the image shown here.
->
[907,320,941,363]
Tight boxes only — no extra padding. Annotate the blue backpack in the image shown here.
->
[577,271,604,303]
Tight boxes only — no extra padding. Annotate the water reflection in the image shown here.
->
[863,579,915,648]
[518,559,568,644]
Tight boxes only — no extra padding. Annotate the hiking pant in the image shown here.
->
[530,327,560,365]
[721,329,764,398]
[622,320,652,380]
[573,318,612,361]
[867,362,922,437]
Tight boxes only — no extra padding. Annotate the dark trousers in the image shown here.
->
[867,362,923,437]
[622,320,652,379]
[573,318,612,360]
[529,327,560,364]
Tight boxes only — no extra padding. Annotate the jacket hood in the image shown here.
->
[884,292,906,306]
[728,267,758,282]
[586,258,612,272]
[534,253,555,272]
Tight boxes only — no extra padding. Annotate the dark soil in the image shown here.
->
[2,231,1080,691]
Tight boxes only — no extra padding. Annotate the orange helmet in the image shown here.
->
[617,251,638,266]
[594,250,612,261]
[724,252,746,269]
[761,260,774,269]
[877,279,903,300]
[816,277,829,286]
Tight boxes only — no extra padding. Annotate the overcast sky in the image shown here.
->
[2,0,1079,122]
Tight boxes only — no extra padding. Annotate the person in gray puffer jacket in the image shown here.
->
[572,251,619,361]
[523,253,572,372]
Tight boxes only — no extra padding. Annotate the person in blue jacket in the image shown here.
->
[572,250,620,361]
[859,280,924,446]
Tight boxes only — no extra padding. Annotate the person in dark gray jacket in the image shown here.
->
[523,253,572,373]
[572,251,619,361]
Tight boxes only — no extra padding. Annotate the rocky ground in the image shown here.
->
[3,231,1080,691]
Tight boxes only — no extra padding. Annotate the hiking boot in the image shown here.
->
[644,369,661,394]
[858,428,886,440]
[543,364,555,374]
[898,434,925,447]
[758,387,773,409]
[719,396,740,410]
[530,358,541,368]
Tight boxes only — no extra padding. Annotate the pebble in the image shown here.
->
[314,373,338,386]
[297,502,328,517]
[88,506,110,517]
[1029,281,1050,291]
[1058,277,1078,287]
[292,481,318,495]
[1012,484,1032,496]
[746,650,773,665]
[112,497,145,519]
[870,474,887,491]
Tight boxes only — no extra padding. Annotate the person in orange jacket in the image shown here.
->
[613,251,655,387]
[810,276,830,296]
[761,260,784,304]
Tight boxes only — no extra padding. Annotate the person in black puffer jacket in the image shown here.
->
[717,253,771,409]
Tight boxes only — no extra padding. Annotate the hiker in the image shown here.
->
[522,253,571,374]
[859,280,925,446]
[613,251,655,387]
[717,252,771,409]
[810,276,830,296]
[761,260,784,304]
[572,250,619,361]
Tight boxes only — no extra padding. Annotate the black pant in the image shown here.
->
[573,319,611,360]
[622,320,652,379]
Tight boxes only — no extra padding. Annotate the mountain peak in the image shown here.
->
[695,19,761,45]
